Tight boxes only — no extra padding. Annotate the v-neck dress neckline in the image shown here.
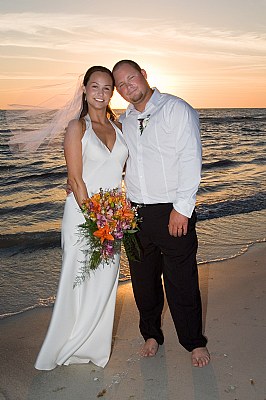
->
[89,118,117,154]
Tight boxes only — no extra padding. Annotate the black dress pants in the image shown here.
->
[129,203,207,352]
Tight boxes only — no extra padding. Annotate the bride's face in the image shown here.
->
[84,72,114,109]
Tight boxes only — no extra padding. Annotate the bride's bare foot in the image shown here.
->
[139,338,159,357]
[191,347,210,367]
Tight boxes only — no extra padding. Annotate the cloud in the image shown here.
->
[1,13,265,58]
[0,12,265,87]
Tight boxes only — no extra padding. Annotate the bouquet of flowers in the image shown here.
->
[74,188,141,287]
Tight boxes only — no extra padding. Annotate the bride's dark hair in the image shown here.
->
[80,66,116,121]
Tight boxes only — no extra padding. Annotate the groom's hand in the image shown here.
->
[168,209,188,237]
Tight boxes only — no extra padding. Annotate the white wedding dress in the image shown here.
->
[35,115,128,370]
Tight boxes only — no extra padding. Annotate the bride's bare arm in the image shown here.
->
[64,119,88,207]
[113,120,126,173]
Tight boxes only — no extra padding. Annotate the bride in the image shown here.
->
[32,66,128,369]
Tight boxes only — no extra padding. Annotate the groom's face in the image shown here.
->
[113,64,149,106]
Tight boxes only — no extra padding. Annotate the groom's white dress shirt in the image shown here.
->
[120,88,202,218]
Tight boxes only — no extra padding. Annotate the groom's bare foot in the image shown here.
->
[191,347,210,367]
[140,338,159,357]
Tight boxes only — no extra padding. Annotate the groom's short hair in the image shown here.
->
[112,60,142,74]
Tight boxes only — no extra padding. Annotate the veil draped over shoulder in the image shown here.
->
[8,76,84,154]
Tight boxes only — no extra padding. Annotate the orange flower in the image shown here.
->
[93,224,114,243]
[91,199,101,213]
[121,206,134,220]
[115,205,134,220]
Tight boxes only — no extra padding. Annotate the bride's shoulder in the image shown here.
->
[66,118,86,137]
[67,118,82,129]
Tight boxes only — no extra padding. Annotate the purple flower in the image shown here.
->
[103,242,115,257]
[96,213,107,227]
[114,231,123,240]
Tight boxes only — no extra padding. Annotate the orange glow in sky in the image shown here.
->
[0,1,265,109]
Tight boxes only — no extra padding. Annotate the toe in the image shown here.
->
[191,347,210,368]
[140,339,159,357]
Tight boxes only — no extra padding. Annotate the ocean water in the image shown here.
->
[0,108,265,319]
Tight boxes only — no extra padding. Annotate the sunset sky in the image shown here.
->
[1,0,265,109]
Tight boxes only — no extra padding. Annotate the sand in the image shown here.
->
[0,242,265,400]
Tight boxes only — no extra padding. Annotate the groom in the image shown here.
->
[112,60,210,367]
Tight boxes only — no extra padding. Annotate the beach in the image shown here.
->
[1,241,265,400]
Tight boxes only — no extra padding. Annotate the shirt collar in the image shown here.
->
[125,87,161,117]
